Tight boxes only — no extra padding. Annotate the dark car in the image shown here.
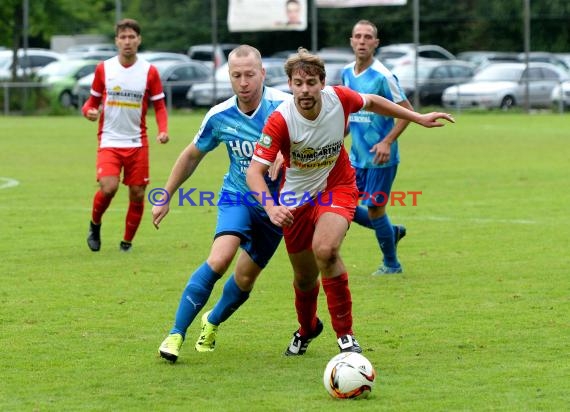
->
[392,59,475,106]
[155,60,212,108]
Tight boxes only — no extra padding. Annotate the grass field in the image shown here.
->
[1,111,569,411]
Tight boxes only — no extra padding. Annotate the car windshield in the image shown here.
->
[474,65,522,82]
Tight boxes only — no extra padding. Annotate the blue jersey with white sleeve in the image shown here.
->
[341,59,407,169]
[193,86,290,201]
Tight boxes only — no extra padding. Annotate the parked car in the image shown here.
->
[64,50,116,61]
[187,43,240,69]
[442,62,570,110]
[392,59,475,106]
[376,43,455,69]
[36,58,98,107]
[554,53,570,70]
[72,72,95,107]
[72,59,212,109]
[0,48,64,80]
[317,50,354,65]
[550,80,570,111]
[457,50,519,71]
[517,51,570,72]
[65,43,116,56]
[139,51,191,63]
[187,57,287,107]
[155,60,212,108]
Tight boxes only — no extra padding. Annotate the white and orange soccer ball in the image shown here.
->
[323,352,377,399]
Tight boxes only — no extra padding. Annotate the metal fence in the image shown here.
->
[1,81,206,115]
[1,79,569,116]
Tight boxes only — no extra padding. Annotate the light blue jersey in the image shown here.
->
[193,86,290,201]
[341,60,407,169]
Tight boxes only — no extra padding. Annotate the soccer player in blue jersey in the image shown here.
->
[342,20,413,275]
[153,45,291,362]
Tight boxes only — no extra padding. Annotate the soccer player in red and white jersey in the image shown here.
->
[82,18,169,252]
[247,48,453,355]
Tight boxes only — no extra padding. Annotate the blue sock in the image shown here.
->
[353,206,373,229]
[208,274,250,326]
[371,214,400,268]
[171,262,221,338]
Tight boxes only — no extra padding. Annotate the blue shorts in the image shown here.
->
[355,165,398,207]
[214,202,283,268]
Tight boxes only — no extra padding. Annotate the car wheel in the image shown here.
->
[59,91,73,108]
[500,95,516,110]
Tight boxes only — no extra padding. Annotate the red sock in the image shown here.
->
[322,273,353,337]
[294,281,320,337]
[123,201,144,242]
[91,190,113,224]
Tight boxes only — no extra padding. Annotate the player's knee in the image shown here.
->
[206,255,233,274]
[313,243,339,265]
[100,185,118,197]
[234,272,257,291]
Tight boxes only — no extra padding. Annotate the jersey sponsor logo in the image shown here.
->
[107,101,141,108]
[349,112,372,123]
[291,140,342,169]
[229,140,255,158]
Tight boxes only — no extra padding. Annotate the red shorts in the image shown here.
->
[96,147,149,186]
[283,187,358,254]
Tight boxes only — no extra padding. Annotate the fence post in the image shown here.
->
[3,83,9,115]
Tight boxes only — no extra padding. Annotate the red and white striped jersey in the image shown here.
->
[253,85,365,206]
[90,56,165,148]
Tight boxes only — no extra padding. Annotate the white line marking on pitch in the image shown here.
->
[0,177,20,190]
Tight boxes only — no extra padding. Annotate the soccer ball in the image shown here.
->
[323,352,376,399]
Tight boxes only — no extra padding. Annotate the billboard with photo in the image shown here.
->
[228,0,308,32]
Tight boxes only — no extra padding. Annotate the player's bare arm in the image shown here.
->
[267,151,284,181]
[152,143,205,229]
[364,94,454,127]
[371,100,413,164]
[246,159,294,227]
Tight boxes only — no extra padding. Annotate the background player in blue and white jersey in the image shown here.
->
[153,45,291,362]
[342,20,412,275]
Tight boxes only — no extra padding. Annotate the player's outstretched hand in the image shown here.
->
[418,112,455,128]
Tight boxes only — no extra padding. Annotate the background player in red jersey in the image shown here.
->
[82,18,169,252]
[247,48,453,356]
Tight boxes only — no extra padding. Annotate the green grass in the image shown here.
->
[1,111,569,411]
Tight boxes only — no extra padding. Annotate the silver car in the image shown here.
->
[442,62,570,110]
[376,43,455,70]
